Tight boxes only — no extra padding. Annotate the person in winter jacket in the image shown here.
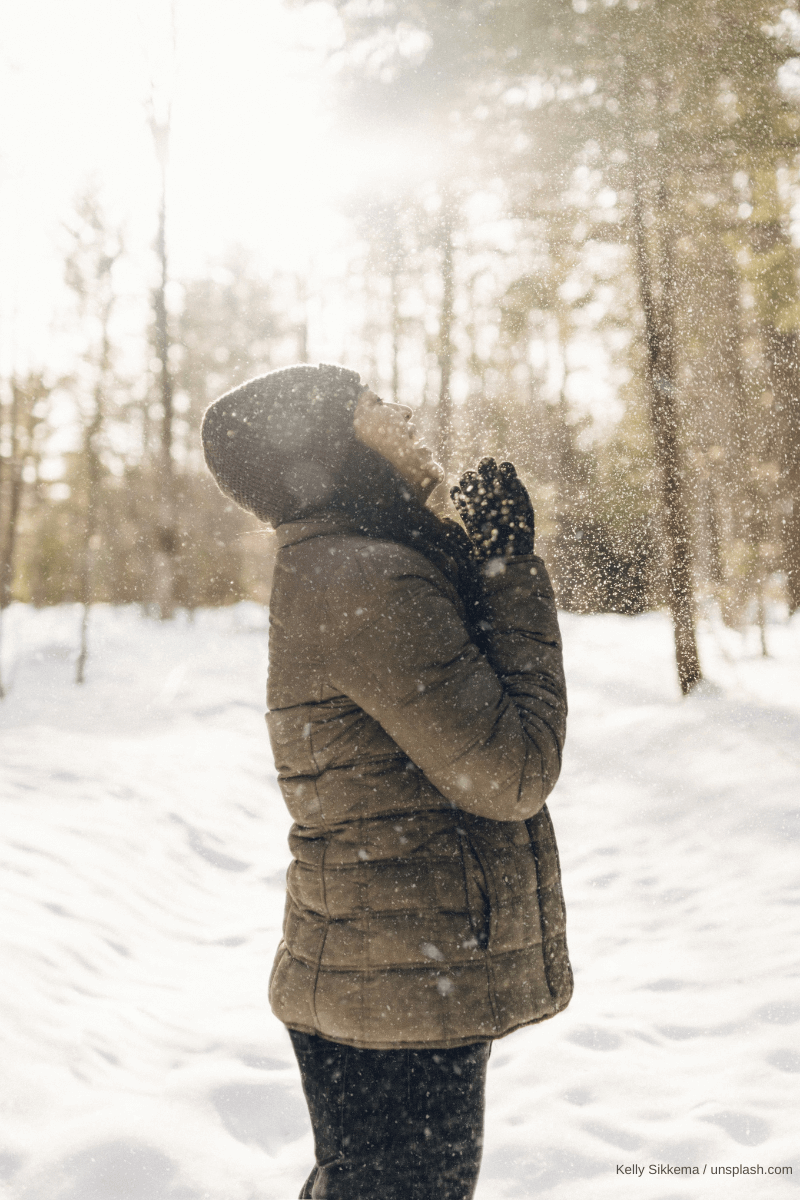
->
[201,363,572,1200]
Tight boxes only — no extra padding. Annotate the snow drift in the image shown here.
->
[0,602,798,1199]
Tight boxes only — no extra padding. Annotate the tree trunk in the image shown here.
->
[390,261,401,404]
[152,136,177,619]
[1,381,26,612]
[761,324,800,614]
[630,170,702,694]
[297,274,310,363]
[747,172,800,615]
[705,476,723,586]
[436,196,456,479]
[75,380,105,684]
[0,378,40,698]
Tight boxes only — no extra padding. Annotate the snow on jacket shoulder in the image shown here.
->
[267,516,572,1050]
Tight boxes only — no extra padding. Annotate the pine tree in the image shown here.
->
[331,0,800,685]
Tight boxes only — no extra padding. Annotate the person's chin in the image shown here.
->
[426,457,444,486]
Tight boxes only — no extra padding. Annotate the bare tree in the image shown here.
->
[146,2,178,618]
[0,374,46,698]
[63,190,123,683]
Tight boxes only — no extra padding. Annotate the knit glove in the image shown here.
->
[450,457,535,563]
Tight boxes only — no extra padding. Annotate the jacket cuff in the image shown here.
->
[479,554,554,600]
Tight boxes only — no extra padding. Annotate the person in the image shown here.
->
[201,363,572,1200]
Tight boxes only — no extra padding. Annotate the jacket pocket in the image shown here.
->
[458,831,490,950]
[526,803,573,1008]
[525,804,567,935]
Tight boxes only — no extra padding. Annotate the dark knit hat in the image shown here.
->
[201,363,363,526]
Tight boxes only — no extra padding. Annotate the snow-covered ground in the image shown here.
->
[0,601,798,1200]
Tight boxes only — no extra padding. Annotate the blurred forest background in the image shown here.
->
[3,0,800,692]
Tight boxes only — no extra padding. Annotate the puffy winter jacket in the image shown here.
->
[267,516,572,1050]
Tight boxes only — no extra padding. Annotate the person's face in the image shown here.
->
[352,388,443,502]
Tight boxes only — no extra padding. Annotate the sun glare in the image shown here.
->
[0,0,357,370]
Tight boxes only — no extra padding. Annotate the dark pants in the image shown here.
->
[289,1029,491,1200]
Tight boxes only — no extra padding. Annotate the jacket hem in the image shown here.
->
[279,1005,564,1052]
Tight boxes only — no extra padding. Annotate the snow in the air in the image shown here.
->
[0,602,798,1199]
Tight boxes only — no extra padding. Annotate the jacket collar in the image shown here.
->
[275,514,360,549]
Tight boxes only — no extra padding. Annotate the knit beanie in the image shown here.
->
[201,363,363,526]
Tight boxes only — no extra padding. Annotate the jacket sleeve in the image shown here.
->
[324,545,566,822]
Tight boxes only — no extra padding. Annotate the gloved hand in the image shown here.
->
[450,457,535,563]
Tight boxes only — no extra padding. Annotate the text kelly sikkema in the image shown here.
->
[616,1163,793,1177]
